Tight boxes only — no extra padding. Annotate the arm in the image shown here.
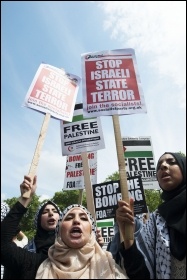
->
[115,199,150,279]
[1,175,46,278]
[1,175,36,246]
[119,241,150,279]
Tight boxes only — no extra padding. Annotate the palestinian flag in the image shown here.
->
[96,219,114,228]
[64,103,92,123]
[72,103,84,122]
[123,138,153,158]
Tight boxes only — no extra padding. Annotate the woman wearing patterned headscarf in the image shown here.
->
[1,202,10,222]
[1,202,10,279]
[115,152,186,279]
[35,204,129,279]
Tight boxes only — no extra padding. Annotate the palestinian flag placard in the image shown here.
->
[122,136,159,189]
[96,219,115,250]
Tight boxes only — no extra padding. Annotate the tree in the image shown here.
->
[144,189,162,212]
[104,171,120,182]
[52,190,87,211]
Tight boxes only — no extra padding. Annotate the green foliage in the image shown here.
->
[104,171,119,182]
[178,151,186,157]
[52,190,87,211]
[144,189,162,212]
[4,197,19,208]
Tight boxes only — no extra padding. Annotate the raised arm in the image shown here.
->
[115,198,150,279]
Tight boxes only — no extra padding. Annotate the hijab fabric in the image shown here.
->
[1,202,10,221]
[35,204,129,279]
[157,152,186,260]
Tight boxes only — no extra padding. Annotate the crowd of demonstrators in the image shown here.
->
[2,151,184,279]
[113,152,186,279]
[1,175,104,279]
[35,204,129,279]
[1,202,10,279]
[13,230,28,248]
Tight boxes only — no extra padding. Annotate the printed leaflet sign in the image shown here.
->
[123,136,159,189]
[63,151,97,190]
[81,48,147,117]
[23,63,81,122]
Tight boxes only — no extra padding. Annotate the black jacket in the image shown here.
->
[1,202,47,279]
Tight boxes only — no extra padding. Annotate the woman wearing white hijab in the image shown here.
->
[36,204,129,279]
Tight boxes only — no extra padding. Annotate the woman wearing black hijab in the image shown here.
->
[24,200,61,255]
[157,153,186,263]
[116,152,186,279]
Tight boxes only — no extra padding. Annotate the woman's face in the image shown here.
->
[40,204,60,231]
[60,208,92,249]
[156,153,183,191]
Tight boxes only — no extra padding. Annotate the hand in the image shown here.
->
[116,198,135,248]
[20,175,37,197]
[19,175,37,207]
[96,228,104,248]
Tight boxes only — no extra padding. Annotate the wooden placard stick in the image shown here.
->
[81,152,96,220]
[22,113,51,198]
[112,115,134,240]
[78,189,83,204]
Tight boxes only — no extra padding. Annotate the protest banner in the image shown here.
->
[61,103,105,155]
[92,176,147,220]
[123,136,159,189]
[81,49,146,117]
[81,49,147,239]
[22,64,80,198]
[63,151,97,190]
[23,64,80,122]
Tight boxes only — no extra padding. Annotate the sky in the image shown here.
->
[1,1,186,201]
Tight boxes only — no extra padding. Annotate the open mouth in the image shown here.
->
[161,172,170,178]
[48,219,56,224]
[70,227,82,237]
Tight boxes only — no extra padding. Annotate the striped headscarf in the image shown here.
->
[1,202,10,222]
